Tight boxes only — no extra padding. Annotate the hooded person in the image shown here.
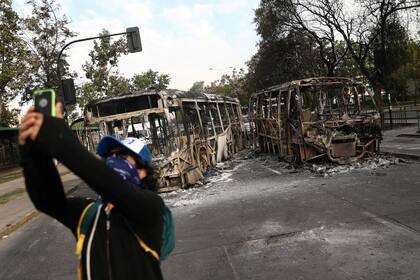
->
[18,105,165,280]
[98,136,156,191]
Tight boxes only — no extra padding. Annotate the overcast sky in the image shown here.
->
[14,0,260,91]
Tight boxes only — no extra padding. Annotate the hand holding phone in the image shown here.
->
[33,89,56,117]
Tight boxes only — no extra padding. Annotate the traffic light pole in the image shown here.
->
[56,27,141,105]
[56,31,127,83]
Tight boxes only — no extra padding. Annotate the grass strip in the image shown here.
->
[0,168,71,185]
[0,171,23,184]
[0,188,26,205]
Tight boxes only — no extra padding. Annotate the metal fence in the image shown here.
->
[0,128,20,170]
[0,143,20,169]
[0,126,100,170]
[383,106,420,131]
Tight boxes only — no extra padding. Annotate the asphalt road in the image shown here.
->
[1,154,420,280]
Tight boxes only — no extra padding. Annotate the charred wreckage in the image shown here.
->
[71,77,382,191]
[248,77,382,164]
[74,89,245,192]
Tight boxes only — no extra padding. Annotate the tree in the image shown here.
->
[131,69,170,91]
[206,68,249,105]
[253,0,347,77]
[391,40,420,102]
[76,83,97,111]
[246,31,323,92]
[289,0,349,76]
[0,103,19,127]
[373,17,411,101]
[77,29,128,108]
[22,0,76,95]
[246,0,327,93]
[0,0,27,127]
[109,76,130,95]
[334,41,362,77]
[296,0,420,119]
[188,81,205,93]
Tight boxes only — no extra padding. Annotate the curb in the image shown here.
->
[0,183,81,240]
[0,211,39,240]
[380,151,420,161]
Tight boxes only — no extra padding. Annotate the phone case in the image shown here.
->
[33,89,56,117]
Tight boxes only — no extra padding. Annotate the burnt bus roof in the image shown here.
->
[85,88,239,108]
[251,77,366,98]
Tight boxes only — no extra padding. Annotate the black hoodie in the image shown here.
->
[20,116,164,280]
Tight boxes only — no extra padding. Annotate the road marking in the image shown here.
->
[223,246,239,280]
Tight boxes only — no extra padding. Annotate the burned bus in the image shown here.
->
[249,77,382,164]
[83,89,245,191]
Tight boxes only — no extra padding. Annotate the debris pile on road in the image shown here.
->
[161,160,237,208]
[307,154,407,177]
[161,150,254,207]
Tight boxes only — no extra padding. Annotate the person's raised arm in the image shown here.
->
[20,143,69,223]
[19,107,89,231]
[23,114,163,225]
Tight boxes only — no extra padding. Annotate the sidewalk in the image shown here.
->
[381,125,420,160]
[0,165,82,238]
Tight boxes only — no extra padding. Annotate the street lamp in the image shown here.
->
[56,27,142,105]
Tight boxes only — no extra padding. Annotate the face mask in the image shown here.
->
[105,156,142,188]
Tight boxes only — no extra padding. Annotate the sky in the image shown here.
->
[13,0,260,91]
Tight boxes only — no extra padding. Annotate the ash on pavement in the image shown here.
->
[161,150,410,208]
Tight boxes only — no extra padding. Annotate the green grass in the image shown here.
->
[0,188,26,205]
[0,171,23,184]
[0,168,71,185]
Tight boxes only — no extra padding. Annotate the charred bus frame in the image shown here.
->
[249,77,382,164]
[83,89,245,191]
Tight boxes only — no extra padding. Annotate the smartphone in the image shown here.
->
[33,89,56,117]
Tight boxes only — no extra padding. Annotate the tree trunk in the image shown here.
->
[372,84,385,127]
[327,64,335,77]
[0,90,4,127]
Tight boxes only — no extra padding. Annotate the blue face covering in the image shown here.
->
[105,156,142,188]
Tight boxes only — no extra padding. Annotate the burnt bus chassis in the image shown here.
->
[249,77,382,164]
[83,90,245,192]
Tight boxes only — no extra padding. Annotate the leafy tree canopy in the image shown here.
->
[131,69,170,91]
[0,0,28,126]
[188,81,205,93]
[206,68,249,105]
[81,29,128,97]
[77,29,129,108]
[22,0,76,94]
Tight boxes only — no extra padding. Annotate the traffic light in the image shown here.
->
[60,79,76,105]
[126,27,142,53]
